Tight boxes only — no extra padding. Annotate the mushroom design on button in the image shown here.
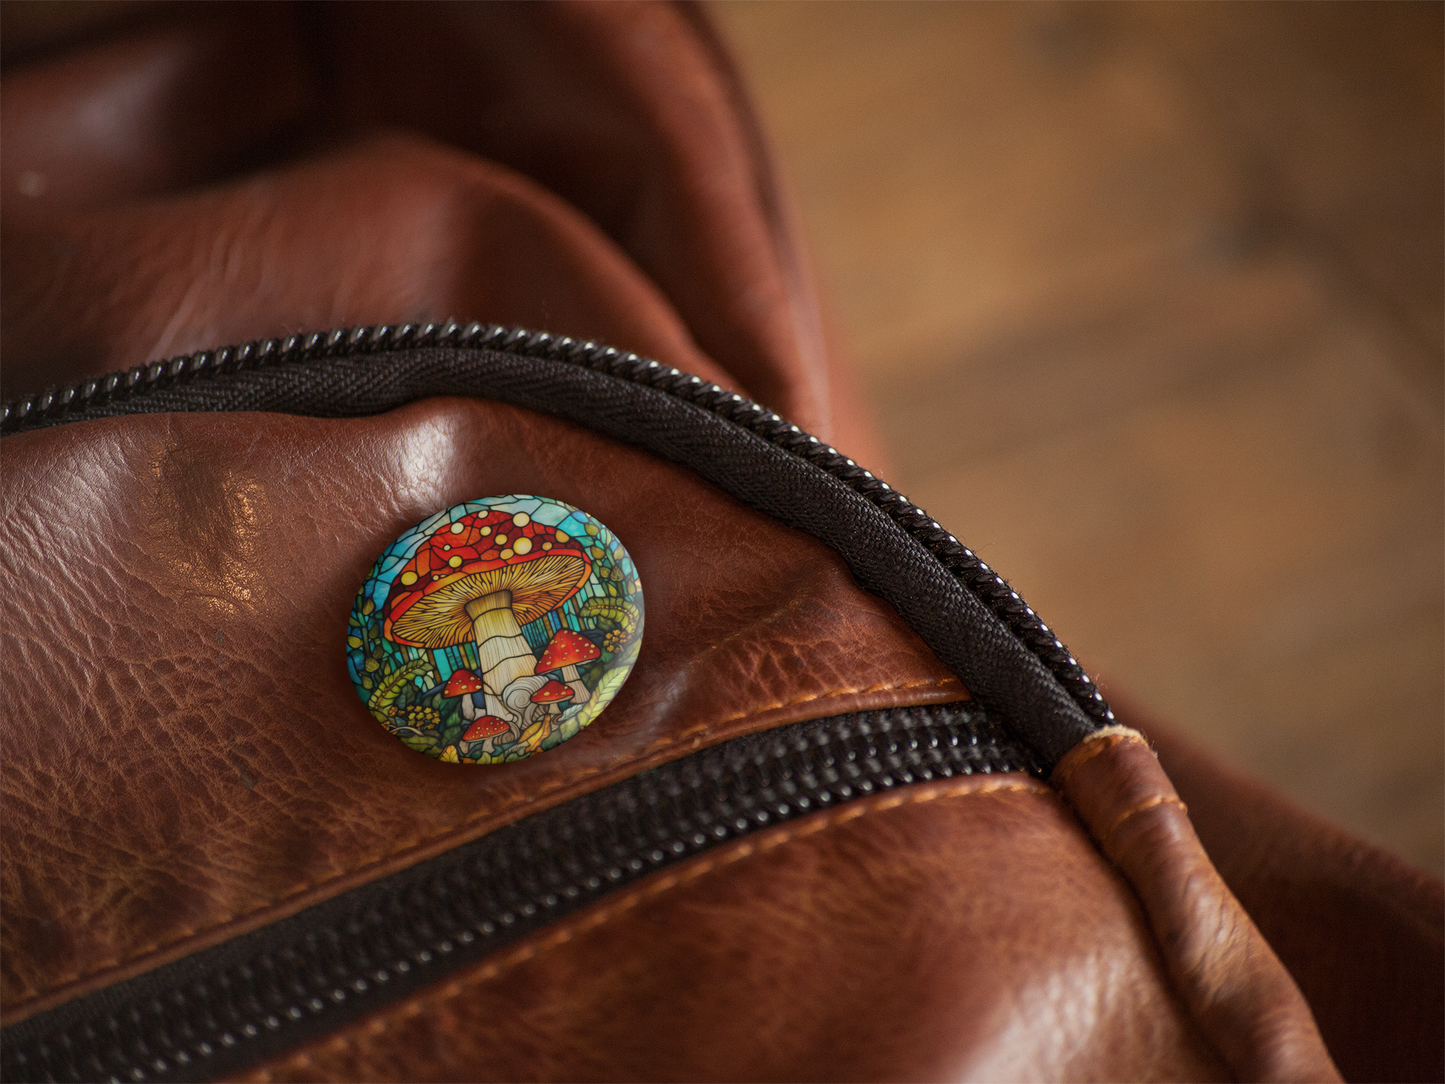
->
[383,511,591,723]
[514,678,575,754]
[460,715,511,758]
[530,678,574,724]
[501,674,549,732]
[534,628,601,706]
[442,668,486,722]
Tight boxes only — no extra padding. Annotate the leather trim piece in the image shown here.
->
[1141,714,1445,1083]
[1053,727,1341,1082]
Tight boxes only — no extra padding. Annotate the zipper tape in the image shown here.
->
[0,323,1112,769]
[1,704,1038,1084]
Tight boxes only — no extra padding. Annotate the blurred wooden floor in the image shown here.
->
[711,0,1443,873]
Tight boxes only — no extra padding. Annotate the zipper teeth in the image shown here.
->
[4,705,1038,1084]
[0,322,1112,725]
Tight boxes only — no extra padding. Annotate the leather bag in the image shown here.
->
[2,4,1439,1081]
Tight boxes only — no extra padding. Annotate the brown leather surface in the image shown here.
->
[231,778,1229,1084]
[0,402,961,1024]
[1052,728,1340,1083]
[1,3,1428,1082]
[0,0,884,469]
[1142,718,1445,1084]
[3,133,740,406]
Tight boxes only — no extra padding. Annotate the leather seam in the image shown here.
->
[242,777,1051,1080]
[1049,725,1149,788]
[8,677,964,1011]
[1099,793,1188,843]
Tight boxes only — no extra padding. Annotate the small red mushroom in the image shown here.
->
[460,715,512,757]
[443,669,484,698]
[534,628,601,706]
[442,669,486,721]
[515,679,575,749]
[502,674,549,730]
[530,677,575,721]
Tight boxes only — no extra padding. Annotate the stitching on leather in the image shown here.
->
[241,777,1049,1081]
[1100,793,1188,842]
[10,677,964,1009]
[1049,725,1148,788]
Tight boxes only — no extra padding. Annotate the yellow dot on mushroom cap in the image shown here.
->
[513,536,532,555]
[400,571,418,585]
[556,530,569,542]
[496,535,507,546]
[500,549,514,559]
[542,542,552,550]
[448,555,462,568]
[480,526,491,535]
[450,522,465,534]
[513,512,530,527]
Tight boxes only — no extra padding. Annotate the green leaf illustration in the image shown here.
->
[367,657,436,719]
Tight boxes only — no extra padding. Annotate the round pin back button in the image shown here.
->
[347,496,644,763]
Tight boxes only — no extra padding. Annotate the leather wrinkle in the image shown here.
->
[2,134,738,400]
[239,777,1056,1083]
[312,1,837,435]
[0,1,889,462]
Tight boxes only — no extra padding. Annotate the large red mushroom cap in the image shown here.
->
[462,715,511,742]
[442,670,485,698]
[534,629,601,674]
[383,510,590,647]
[530,678,575,705]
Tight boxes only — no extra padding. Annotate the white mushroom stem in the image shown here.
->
[460,694,481,722]
[483,690,509,721]
[467,590,539,699]
[558,663,591,706]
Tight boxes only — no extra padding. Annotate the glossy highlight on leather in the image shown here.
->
[349,496,643,763]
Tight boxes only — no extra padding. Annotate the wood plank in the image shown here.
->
[711,0,1444,872]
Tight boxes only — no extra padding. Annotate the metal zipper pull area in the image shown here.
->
[1,703,1039,1084]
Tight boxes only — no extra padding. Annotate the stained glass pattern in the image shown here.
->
[348,496,644,763]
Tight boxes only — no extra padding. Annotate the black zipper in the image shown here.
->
[2,703,1038,1084]
[0,322,1113,752]
[3,323,1111,1081]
